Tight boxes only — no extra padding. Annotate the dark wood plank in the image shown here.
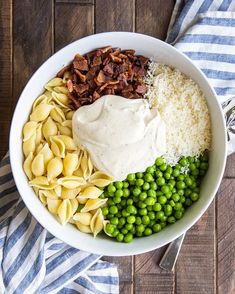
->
[217,179,235,294]
[95,0,134,32]
[13,0,53,105]
[0,0,12,159]
[55,2,94,51]
[103,256,133,282]
[224,153,235,178]
[135,273,174,294]
[136,0,175,40]
[56,0,94,4]
[119,282,133,294]
[176,203,215,294]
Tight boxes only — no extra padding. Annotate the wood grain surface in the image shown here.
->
[0,1,234,293]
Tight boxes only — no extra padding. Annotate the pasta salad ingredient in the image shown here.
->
[57,46,149,108]
[145,62,211,165]
[72,94,166,181]
[22,77,113,236]
[103,154,209,242]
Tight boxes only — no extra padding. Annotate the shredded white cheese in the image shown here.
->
[145,62,211,165]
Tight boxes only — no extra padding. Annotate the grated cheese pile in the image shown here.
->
[145,62,211,165]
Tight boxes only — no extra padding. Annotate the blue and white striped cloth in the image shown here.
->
[168,0,235,154]
[1,1,235,293]
[0,154,118,294]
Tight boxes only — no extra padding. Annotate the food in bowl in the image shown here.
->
[22,45,211,243]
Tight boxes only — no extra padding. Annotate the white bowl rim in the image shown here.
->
[9,32,227,256]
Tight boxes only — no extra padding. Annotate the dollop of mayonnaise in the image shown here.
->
[72,95,166,181]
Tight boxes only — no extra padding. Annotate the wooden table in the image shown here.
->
[1,1,234,293]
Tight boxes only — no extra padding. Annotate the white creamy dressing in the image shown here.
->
[72,95,166,181]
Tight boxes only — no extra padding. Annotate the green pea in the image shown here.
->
[185,176,193,186]
[139,208,147,216]
[113,196,121,204]
[153,203,162,211]
[147,205,153,211]
[124,233,133,243]
[174,202,182,211]
[149,220,155,227]
[160,221,167,228]
[110,217,119,225]
[176,181,186,190]
[136,172,143,178]
[156,191,163,196]
[190,192,199,201]
[147,189,156,198]
[191,169,199,176]
[164,204,172,216]
[116,233,124,242]
[155,157,164,166]
[135,216,142,225]
[153,223,162,233]
[142,215,150,225]
[136,224,145,233]
[148,211,155,220]
[178,189,184,196]
[173,169,180,177]
[160,163,167,171]
[115,189,123,198]
[150,182,158,190]
[109,205,118,215]
[155,170,163,178]
[169,200,175,207]
[101,207,109,216]
[119,217,126,227]
[157,177,165,186]
[180,157,188,166]
[139,192,147,201]
[127,173,135,181]
[189,163,196,171]
[144,228,152,236]
[126,199,133,206]
[156,211,165,220]
[123,181,129,188]
[115,181,123,189]
[177,174,185,181]
[127,216,136,224]
[117,204,122,210]
[120,199,127,207]
[158,195,167,205]
[172,193,180,202]
[146,166,155,174]
[105,223,115,235]
[122,210,130,217]
[169,179,176,187]
[144,173,154,182]
[123,189,130,198]
[164,173,171,180]
[108,184,116,194]
[121,228,128,235]
[138,201,147,209]
[112,229,119,237]
[195,159,200,168]
[143,182,150,190]
[125,223,133,230]
[161,185,170,194]
[193,187,200,193]
[145,197,155,206]
[136,179,144,187]
[200,162,208,170]
[165,192,172,199]
[180,196,186,203]
[107,199,114,206]
[168,216,176,223]
[184,188,192,197]
[185,198,192,206]
[136,231,143,237]
[132,187,141,196]
[130,227,136,235]
[175,211,183,219]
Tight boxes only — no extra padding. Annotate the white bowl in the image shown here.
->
[10,32,227,256]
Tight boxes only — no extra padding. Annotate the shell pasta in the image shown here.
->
[22,77,113,236]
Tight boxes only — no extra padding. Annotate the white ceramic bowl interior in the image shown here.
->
[10,32,227,256]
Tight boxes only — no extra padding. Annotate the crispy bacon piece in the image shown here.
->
[57,46,150,108]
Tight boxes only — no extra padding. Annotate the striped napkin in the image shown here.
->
[168,0,235,154]
[0,153,118,293]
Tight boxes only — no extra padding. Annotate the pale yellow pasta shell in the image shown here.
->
[73,168,83,177]
[50,106,66,123]
[81,151,93,179]
[23,152,34,180]
[54,185,62,197]
[29,176,58,190]
[23,121,38,142]
[57,199,73,225]
[70,198,78,215]
[56,135,77,151]
[35,123,43,145]
[50,136,66,158]
[53,86,69,95]
[42,117,57,140]
[65,110,75,120]
[47,198,62,214]
[75,222,92,233]
[31,153,45,176]
[30,103,54,122]
[88,171,114,187]
[52,92,70,109]
[57,176,86,189]
[39,193,47,204]
[46,77,63,88]
[32,94,49,110]
[23,134,36,157]
[38,143,54,166]
[73,212,92,226]
[90,209,104,237]
[39,189,58,200]
[78,186,103,199]
[81,198,107,213]
[33,187,40,196]
[57,125,72,137]
[62,120,72,128]
[44,91,53,100]
[103,220,112,237]
[47,157,63,180]
[77,197,87,204]
[61,187,81,199]
[63,153,79,176]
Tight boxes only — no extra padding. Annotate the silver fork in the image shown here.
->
[159,233,185,271]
